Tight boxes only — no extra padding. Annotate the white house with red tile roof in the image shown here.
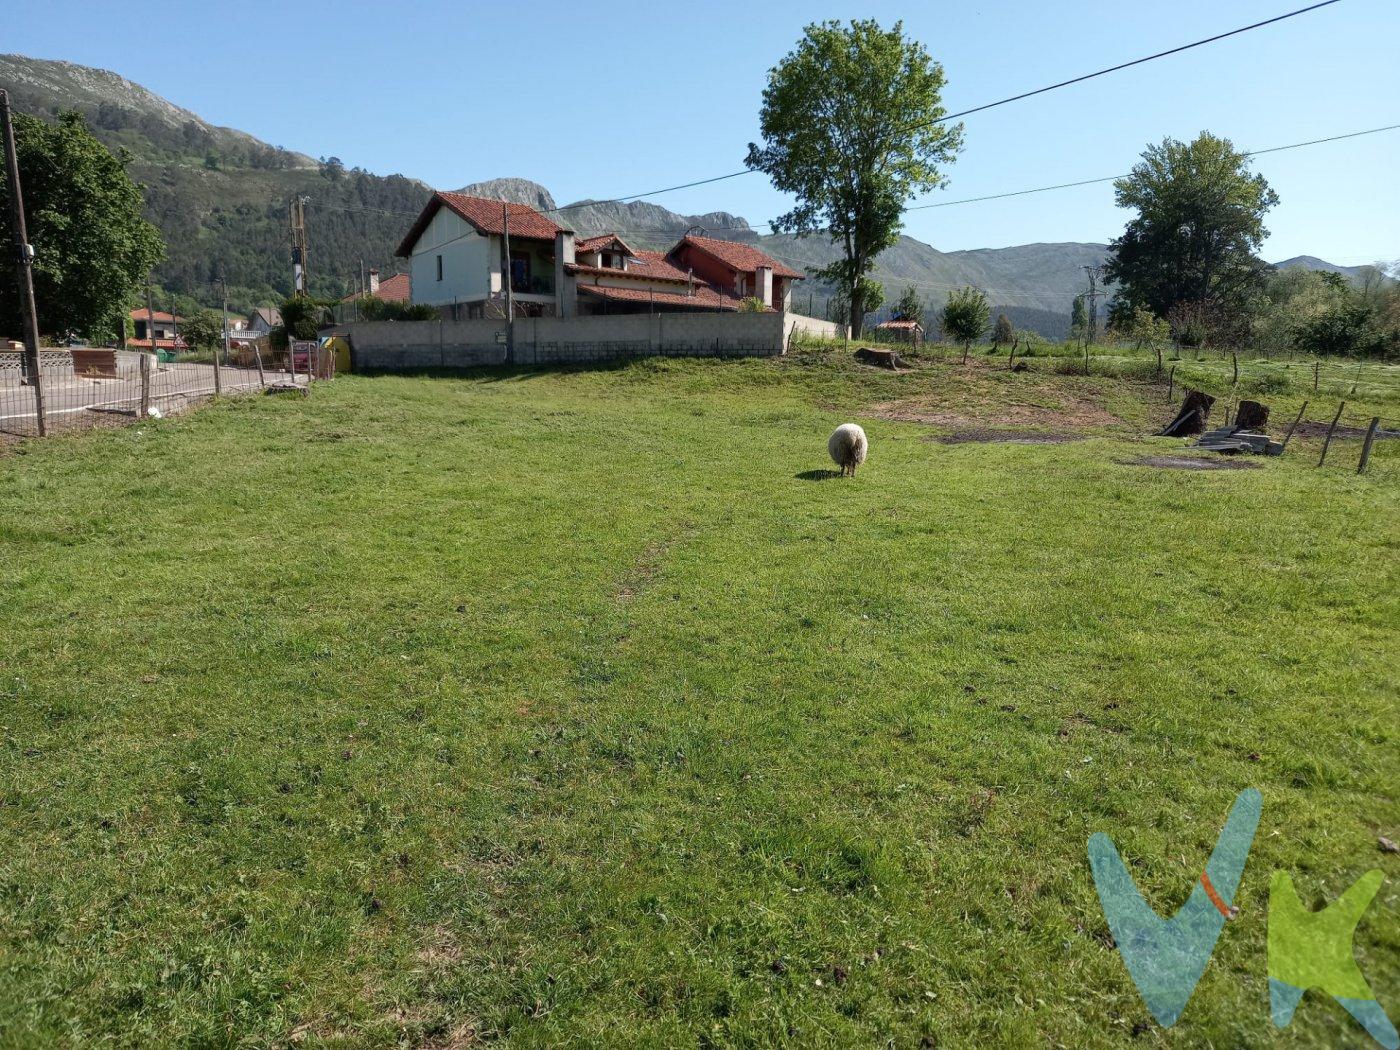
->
[128,308,184,350]
[395,191,572,319]
[394,192,808,319]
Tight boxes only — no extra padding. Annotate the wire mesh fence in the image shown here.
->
[0,343,330,441]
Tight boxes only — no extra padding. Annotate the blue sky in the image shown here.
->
[7,0,1397,263]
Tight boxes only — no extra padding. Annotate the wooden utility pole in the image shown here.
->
[290,196,310,295]
[500,201,514,364]
[144,280,157,359]
[168,294,180,359]
[1,89,46,435]
[215,276,228,395]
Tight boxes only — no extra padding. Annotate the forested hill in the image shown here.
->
[0,54,431,311]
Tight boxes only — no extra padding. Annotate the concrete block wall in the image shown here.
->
[347,311,787,371]
[784,313,849,343]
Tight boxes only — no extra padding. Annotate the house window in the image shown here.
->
[436,254,443,281]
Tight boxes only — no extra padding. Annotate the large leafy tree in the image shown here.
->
[1103,132,1277,327]
[746,20,962,338]
[0,110,164,340]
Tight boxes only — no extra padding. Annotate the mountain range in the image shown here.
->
[0,54,1378,336]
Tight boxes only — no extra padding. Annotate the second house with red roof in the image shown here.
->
[394,192,804,320]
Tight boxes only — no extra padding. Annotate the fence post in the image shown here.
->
[1356,417,1380,475]
[1167,365,1176,403]
[139,352,151,417]
[288,341,298,385]
[1313,360,1320,392]
[1317,402,1345,467]
[253,345,266,387]
[1280,400,1308,452]
[211,341,222,396]
[1231,351,1239,387]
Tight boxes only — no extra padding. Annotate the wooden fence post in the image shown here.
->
[1231,351,1239,387]
[1313,360,1320,392]
[1317,402,1345,467]
[1280,400,1308,452]
[211,341,222,396]
[1167,365,1176,403]
[253,345,266,387]
[138,352,151,417]
[1357,417,1380,475]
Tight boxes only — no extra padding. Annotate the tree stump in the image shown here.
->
[1233,400,1269,430]
[1158,390,1215,436]
[853,347,906,370]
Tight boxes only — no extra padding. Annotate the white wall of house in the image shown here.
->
[409,207,493,306]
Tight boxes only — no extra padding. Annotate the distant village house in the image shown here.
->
[393,192,805,320]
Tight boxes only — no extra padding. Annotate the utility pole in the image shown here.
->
[500,201,514,364]
[1,89,46,435]
[290,196,310,295]
[217,275,228,395]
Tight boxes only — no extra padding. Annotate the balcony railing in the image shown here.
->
[511,274,554,296]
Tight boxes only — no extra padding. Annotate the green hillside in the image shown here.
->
[0,54,428,312]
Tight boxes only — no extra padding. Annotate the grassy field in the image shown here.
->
[1,351,1396,1047]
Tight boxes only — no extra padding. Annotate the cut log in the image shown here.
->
[1234,400,1270,430]
[853,346,907,370]
[1158,390,1215,437]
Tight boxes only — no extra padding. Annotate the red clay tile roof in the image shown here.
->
[673,234,805,280]
[575,233,639,256]
[340,272,411,303]
[566,249,697,285]
[396,192,564,256]
[577,284,748,311]
[129,308,184,323]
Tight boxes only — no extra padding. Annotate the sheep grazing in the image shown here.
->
[828,423,868,477]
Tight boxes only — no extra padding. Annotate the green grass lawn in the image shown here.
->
[1,353,1396,1047]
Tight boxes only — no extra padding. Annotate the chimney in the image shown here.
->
[756,265,773,308]
[554,230,576,317]
[368,268,380,295]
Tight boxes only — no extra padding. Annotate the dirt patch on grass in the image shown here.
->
[1117,455,1261,471]
[873,396,1121,431]
[930,429,1086,445]
[1294,420,1398,440]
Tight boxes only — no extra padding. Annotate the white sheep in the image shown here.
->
[828,423,868,477]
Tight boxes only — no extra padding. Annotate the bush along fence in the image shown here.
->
[0,341,331,440]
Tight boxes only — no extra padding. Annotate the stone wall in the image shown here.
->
[348,311,788,371]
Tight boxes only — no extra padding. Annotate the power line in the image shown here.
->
[907,121,1400,211]
[537,0,1344,214]
[923,0,1342,128]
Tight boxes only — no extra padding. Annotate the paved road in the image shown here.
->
[0,359,306,430]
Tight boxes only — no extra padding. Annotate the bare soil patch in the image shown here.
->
[1117,455,1261,471]
[1294,420,1398,440]
[930,429,1086,445]
[874,397,1121,431]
